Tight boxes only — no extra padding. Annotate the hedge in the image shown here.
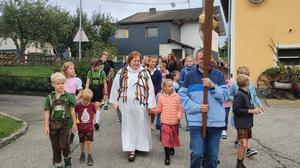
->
[0,59,122,93]
[0,76,52,92]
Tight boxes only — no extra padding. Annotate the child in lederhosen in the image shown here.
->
[44,72,77,168]
[85,58,107,131]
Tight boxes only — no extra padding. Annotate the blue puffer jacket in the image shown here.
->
[179,67,229,127]
[179,64,196,86]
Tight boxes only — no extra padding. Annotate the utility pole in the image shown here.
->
[79,0,82,60]
[73,0,89,60]
[187,0,191,8]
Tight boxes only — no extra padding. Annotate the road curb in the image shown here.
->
[0,111,28,149]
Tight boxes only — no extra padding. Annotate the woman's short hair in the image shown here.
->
[128,51,141,64]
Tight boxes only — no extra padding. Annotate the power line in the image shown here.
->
[101,0,186,6]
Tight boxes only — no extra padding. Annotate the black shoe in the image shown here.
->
[87,154,94,166]
[128,152,135,162]
[94,123,99,131]
[164,158,170,165]
[79,153,85,163]
[64,157,71,168]
[169,148,175,155]
[69,133,74,144]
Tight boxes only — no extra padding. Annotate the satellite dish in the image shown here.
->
[171,2,176,8]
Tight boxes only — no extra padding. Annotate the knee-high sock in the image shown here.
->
[164,147,170,159]
[95,110,101,124]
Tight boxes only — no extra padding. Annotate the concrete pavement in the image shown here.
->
[0,94,299,168]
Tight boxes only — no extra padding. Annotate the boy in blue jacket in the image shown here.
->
[179,49,229,168]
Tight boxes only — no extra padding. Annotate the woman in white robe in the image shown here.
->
[109,51,156,162]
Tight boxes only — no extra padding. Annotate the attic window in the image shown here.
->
[277,48,300,65]
[115,29,129,39]
[145,27,158,38]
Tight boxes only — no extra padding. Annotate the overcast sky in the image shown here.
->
[47,0,226,45]
[47,0,222,20]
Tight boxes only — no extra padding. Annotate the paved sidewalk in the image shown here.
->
[0,94,299,168]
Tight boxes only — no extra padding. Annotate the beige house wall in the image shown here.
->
[232,0,300,83]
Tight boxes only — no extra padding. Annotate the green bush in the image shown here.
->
[0,76,51,92]
[264,67,281,79]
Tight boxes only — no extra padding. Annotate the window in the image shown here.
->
[115,29,129,39]
[277,48,300,65]
[145,27,158,38]
[185,48,194,57]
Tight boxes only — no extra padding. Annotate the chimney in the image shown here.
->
[149,8,156,14]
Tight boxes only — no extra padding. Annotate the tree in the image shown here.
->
[0,0,72,62]
[0,0,118,63]
[219,39,228,58]
[69,9,118,59]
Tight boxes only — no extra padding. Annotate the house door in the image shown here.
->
[172,49,182,60]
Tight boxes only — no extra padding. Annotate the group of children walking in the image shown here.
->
[44,52,263,168]
[44,54,109,167]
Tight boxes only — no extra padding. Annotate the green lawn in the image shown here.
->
[0,115,23,139]
[0,65,53,77]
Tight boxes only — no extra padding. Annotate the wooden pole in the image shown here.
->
[201,0,214,140]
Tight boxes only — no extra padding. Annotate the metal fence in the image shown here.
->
[0,53,60,65]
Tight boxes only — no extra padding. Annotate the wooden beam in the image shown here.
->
[202,0,214,140]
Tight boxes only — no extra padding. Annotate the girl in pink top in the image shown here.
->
[61,61,83,144]
[61,61,83,100]
[150,79,183,166]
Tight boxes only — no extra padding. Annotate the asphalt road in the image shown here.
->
[0,94,299,168]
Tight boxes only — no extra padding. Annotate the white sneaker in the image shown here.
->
[221,130,227,139]
[246,148,258,157]
[151,124,155,130]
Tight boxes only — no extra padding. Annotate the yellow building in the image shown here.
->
[221,0,300,83]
